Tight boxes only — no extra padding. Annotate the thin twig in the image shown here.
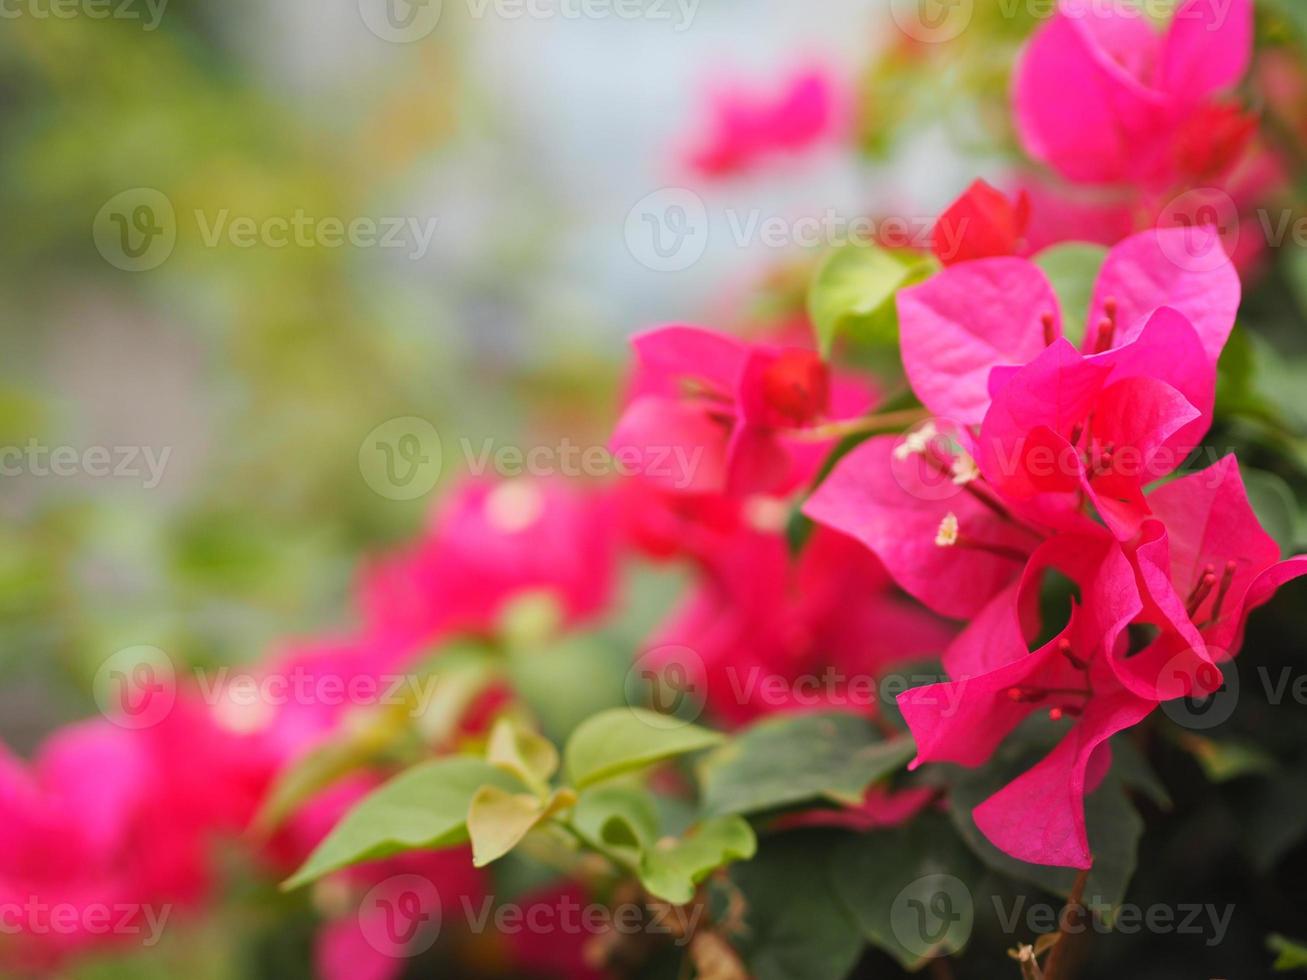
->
[1042,869,1089,980]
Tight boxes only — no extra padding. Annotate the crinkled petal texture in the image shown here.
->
[902,536,1154,868]
[1087,227,1240,363]
[972,682,1157,868]
[1014,0,1169,185]
[898,259,1062,425]
[804,434,1036,618]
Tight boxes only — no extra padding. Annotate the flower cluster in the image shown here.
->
[805,224,1306,867]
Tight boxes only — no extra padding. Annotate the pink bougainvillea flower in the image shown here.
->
[976,308,1214,538]
[802,422,1046,619]
[931,179,1033,266]
[649,524,953,725]
[359,476,619,651]
[1014,0,1254,190]
[899,532,1158,867]
[611,325,873,498]
[1108,456,1307,700]
[684,68,839,178]
[898,225,1238,426]
[0,707,250,971]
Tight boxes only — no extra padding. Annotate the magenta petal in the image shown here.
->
[1089,306,1215,467]
[973,688,1157,869]
[804,435,1034,619]
[1013,3,1167,184]
[977,339,1109,502]
[1087,228,1240,364]
[630,325,747,395]
[1157,0,1253,101]
[898,258,1062,424]
[611,396,730,494]
[902,626,1083,770]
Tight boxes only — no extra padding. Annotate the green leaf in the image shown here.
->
[572,784,660,869]
[563,708,723,789]
[486,717,559,796]
[1242,468,1300,555]
[1034,243,1106,347]
[808,243,932,355]
[947,769,1142,923]
[830,813,981,969]
[1109,734,1172,810]
[283,757,521,890]
[467,785,576,868]
[700,712,915,817]
[638,816,757,905]
[728,830,864,980]
[253,736,380,834]
[1178,732,1277,783]
[1269,933,1307,971]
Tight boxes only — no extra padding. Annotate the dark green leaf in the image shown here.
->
[700,712,915,817]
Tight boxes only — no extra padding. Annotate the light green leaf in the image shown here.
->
[700,712,915,817]
[486,717,559,796]
[1034,243,1106,347]
[831,813,981,969]
[1269,933,1307,971]
[253,736,379,834]
[563,708,723,789]
[808,243,933,355]
[1178,732,1277,783]
[572,785,660,869]
[283,757,520,890]
[638,816,757,905]
[468,785,576,868]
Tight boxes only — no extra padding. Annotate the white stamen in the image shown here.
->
[893,420,939,460]
[950,452,980,485]
[935,512,960,548]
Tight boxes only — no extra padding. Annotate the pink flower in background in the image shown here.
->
[0,709,242,970]
[931,180,1033,265]
[1014,0,1255,190]
[359,476,620,650]
[611,325,873,498]
[650,524,954,725]
[684,68,840,178]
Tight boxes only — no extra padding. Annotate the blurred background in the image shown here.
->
[5,0,1307,977]
[0,0,902,750]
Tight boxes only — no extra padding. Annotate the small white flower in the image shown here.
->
[950,452,980,485]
